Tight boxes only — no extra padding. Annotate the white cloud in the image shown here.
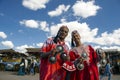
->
[20,20,39,28]
[20,20,50,32]
[94,45,120,51]
[49,21,98,43]
[15,44,34,53]
[22,0,49,11]
[72,1,101,18]
[93,28,120,45]
[36,42,43,48]
[49,21,120,50]
[1,41,14,48]
[39,21,49,32]
[0,32,7,39]
[102,46,120,50]
[60,18,67,23]
[48,4,70,17]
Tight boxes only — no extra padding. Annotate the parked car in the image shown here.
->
[1,62,20,71]
[1,57,21,71]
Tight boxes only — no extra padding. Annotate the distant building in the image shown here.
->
[26,48,41,61]
[0,49,26,59]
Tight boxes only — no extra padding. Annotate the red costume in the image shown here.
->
[40,38,69,80]
[69,45,99,80]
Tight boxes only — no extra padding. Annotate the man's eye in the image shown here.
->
[65,31,68,33]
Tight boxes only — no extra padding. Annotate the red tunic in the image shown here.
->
[40,38,69,80]
[69,45,99,80]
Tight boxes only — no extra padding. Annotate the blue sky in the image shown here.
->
[0,0,120,53]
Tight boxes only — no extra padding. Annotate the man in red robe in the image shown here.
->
[40,25,69,80]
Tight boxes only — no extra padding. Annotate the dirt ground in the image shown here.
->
[0,71,120,80]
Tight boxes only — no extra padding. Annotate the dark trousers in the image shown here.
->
[65,71,71,80]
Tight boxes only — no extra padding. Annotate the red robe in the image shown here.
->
[69,45,99,80]
[40,38,69,80]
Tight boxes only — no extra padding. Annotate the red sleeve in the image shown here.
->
[89,45,98,64]
[69,50,78,61]
[41,39,52,53]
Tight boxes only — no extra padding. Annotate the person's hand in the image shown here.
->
[78,57,84,63]
[66,54,70,61]
[50,48,57,55]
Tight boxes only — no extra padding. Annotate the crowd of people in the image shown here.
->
[39,25,113,80]
[18,57,38,76]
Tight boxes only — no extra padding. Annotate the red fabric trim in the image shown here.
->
[62,62,76,71]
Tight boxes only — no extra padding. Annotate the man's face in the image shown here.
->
[72,32,81,44]
[58,26,69,40]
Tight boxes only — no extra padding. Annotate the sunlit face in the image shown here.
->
[101,51,106,58]
[72,31,81,45]
[58,26,69,40]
